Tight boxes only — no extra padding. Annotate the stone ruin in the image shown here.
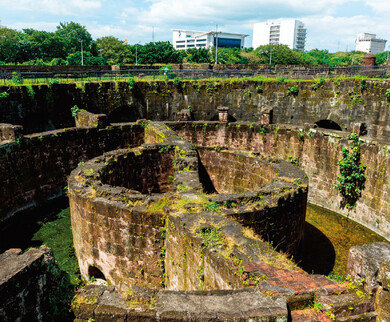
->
[0,103,390,321]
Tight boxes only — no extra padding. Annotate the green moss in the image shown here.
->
[32,207,81,285]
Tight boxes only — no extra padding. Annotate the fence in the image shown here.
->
[0,65,389,84]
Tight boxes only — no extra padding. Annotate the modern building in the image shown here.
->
[172,29,248,50]
[252,19,306,50]
[355,33,386,54]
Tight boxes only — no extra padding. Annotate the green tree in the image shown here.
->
[96,36,134,64]
[0,27,19,62]
[66,51,106,65]
[254,44,305,66]
[56,22,96,56]
[137,41,181,64]
[184,48,211,63]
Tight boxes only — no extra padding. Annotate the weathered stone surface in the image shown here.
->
[0,123,144,224]
[347,242,390,292]
[376,261,390,321]
[171,121,390,240]
[75,109,108,128]
[73,285,289,321]
[0,123,23,142]
[0,246,67,321]
[154,289,288,321]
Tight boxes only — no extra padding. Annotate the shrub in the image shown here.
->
[256,85,263,93]
[276,77,285,83]
[71,105,79,117]
[173,77,181,86]
[128,77,135,90]
[11,72,23,84]
[386,89,390,102]
[360,79,367,91]
[288,85,299,96]
[0,91,9,99]
[334,133,366,209]
[312,78,325,90]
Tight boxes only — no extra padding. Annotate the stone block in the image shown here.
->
[347,242,390,293]
[0,123,23,141]
[217,106,229,123]
[75,109,108,128]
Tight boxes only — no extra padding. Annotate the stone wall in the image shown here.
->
[171,121,390,241]
[0,246,72,321]
[1,79,390,138]
[198,148,276,193]
[0,123,144,224]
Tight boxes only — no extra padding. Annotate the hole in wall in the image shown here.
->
[314,119,342,131]
[88,265,106,280]
[360,123,368,136]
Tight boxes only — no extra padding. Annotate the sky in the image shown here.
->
[0,0,389,52]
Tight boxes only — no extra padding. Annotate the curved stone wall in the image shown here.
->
[68,122,308,295]
[0,123,144,225]
[171,121,390,241]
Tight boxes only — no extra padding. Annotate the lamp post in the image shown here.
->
[135,41,141,65]
[80,39,84,66]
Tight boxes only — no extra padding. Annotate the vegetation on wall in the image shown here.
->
[334,133,366,209]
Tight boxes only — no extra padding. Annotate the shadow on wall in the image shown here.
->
[315,119,342,131]
[210,114,237,122]
[297,222,336,275]
[107,104,141,123]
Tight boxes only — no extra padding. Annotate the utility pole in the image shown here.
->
[269,48,272,66]
[80,40,84,66]
[135,41,140,65]
[215,25,218,65]
[152,27,155,44]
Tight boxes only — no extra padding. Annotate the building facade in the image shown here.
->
[172,30,248,50]
[355,33,386,54]
[252,19,306,50]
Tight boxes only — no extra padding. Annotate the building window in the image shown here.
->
[176,45,185,48]
[214,37,242,48]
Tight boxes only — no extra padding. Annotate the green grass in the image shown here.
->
[32,207,81,286]
[0,74,387,87]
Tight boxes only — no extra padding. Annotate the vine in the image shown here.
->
[334,133,366,209]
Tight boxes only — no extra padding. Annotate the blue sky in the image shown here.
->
[0,0,389,52]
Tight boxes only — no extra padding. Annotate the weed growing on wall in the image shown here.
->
[288,85,299,96]
[386,89,390,102]
[128,77,135,90]
[256,85,263,93]
[334,133,366,209]
[0,91,8,99]
[11,72,23,84]
[312,78,325,90]
[71,105,79,117]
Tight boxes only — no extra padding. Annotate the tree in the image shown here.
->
[95,36,134,65]
[136,42,181,64]
[56,22,95,56]
[66,51,106,65]
[254,44,305,66]
[184,48,211,63]
[0,27,19,62]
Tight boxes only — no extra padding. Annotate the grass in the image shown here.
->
[0,74,387,87]
[32,207,81,286]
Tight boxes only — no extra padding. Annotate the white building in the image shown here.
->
[252,19,306,50]
[172,29,248,50]
[355,33,386,54]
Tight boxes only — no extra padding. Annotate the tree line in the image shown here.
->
[0,22,388,66]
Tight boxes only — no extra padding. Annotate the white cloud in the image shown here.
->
[0,0,102,15]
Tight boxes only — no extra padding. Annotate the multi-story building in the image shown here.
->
[172,29,248,50]
[252,19,306,50]
[355,33,386,54]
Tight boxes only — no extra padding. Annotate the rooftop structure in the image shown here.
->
[172,29,248,50]
[252,19,306,51]
[355,33,386,54]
